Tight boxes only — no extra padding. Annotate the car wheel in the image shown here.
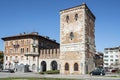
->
[100,73,103,76]
[90,73,93,76]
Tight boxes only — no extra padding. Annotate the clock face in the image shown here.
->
[70,32,74,40]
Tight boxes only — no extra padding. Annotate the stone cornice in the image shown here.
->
[60,4,85,14]
[60,3,95,20]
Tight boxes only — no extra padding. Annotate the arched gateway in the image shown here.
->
[41,61,46,72]
[51,61,57,70]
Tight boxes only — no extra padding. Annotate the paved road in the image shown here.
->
[0,72,120,80]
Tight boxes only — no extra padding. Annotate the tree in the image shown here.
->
[0,51,3,64]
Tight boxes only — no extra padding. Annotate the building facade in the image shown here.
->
[104,47,120,68]
[60,3,96,74]
[2,3,96,74]
[2,32,60,72]
[94,52,103,68]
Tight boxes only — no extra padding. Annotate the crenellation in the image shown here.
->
[39,49,60,59]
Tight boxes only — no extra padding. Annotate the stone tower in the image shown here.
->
[60,3,96,74]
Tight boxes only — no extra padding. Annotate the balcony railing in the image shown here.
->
[32,43,38,48]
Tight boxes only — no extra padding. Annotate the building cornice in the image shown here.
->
[1,32,59,45]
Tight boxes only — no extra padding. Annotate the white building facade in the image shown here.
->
[104,47,120,68]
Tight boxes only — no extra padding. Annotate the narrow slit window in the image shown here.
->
[66,15,69,23]
[70,32,74,40]
[75,14,78,21]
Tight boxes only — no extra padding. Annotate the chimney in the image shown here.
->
[23,32,26,34]
[31,32,38,35]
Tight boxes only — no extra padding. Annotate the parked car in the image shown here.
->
[110,68,118,73]
[90,68,105,76]
[1,69,15,73]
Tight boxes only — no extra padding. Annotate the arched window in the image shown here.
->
[65,63,69,71]
[21,56,24,60]
[66,15,69,23]
[10,63,13,69]
[74,63,78,71]
[75,14,78,21]
[26,48,29,52]
[10,56,12,60]
[15,56,18,59]
[32,64,36,70]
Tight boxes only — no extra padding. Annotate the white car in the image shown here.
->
[1,69,15,73]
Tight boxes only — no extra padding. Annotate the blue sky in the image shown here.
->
[0,0,120,52]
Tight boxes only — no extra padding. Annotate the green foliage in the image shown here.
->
[39,70,59,74]
[0,52,3,64]
[116,70,120,74]
[0,52,3,58]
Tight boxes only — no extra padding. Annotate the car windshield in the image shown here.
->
[95,68,104,71]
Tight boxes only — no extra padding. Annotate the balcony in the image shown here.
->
[13,44,20,48]
[32,42,38,48]
[24,52,39,56]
